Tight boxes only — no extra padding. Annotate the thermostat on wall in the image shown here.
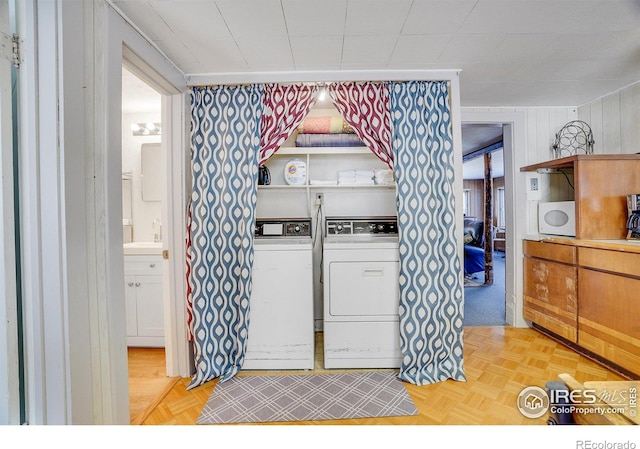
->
[284,159,307,185]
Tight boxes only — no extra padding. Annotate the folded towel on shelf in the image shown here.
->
[297,116,354,134]
[295,133,364,147]
[337,169,375,180]
[373,169,395,185]
[337,178,376,186]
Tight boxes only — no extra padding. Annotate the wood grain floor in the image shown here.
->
[138,327,628,425]
[127,347,179,425]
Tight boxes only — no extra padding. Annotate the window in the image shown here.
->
[463,189,470,217]
[497,187,505,227]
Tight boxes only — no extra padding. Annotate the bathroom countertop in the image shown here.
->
[123,241,163,256]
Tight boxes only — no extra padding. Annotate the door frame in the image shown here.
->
[462,110,528,327]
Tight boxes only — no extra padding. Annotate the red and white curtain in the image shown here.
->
[259,83,320,165]
[328,82,394,169]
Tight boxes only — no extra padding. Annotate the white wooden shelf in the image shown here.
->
[275,146,372,155]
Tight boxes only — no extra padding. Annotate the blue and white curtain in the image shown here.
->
[390,81,466,386]
[187,85,264,389]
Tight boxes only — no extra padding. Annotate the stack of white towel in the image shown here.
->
[337,169,375,185]
[373,169,395,185]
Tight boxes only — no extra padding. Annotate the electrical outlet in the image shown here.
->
[315,193,324,206]
[530,177,539,191]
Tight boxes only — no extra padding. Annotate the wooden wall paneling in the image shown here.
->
[602,93,622,153]
[588,99,604,154]
[620,82,640,154]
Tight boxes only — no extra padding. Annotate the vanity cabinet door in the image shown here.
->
[125,275,138,337]
[523,240,577,342]
[578,247,640,376]
[124,255,165,347]
[134,275,164,338]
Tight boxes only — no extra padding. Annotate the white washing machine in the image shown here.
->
[243,218,315,370]
[323,217,402,369]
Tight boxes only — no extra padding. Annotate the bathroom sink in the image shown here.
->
[123,241,163,255]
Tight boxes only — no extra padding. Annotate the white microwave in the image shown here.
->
[538,201,575,236]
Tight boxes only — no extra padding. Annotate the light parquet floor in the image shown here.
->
[140,327,627,426]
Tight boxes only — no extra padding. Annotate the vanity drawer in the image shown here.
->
[124,256,162,275]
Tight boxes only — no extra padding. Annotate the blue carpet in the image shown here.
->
[463,251,506,326]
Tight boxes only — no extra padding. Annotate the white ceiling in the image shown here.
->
[112,0,640,108]
[118,0,640,178]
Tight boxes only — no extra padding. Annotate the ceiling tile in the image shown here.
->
[402,1,477,35]
[460,0,634,35]
[389,34,452,64]
[342,35,397,65]
[216,0,287,38]
[234,35,295,71]
[290,35,343,69]
[344,0,412,35]
[151,38,204,73]
[438,34,505,63]
[112,1,174,41]
[150,1,231,40]
[190,39,248,73]
[282,0,347,36]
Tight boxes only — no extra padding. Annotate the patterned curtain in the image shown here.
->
[328,82,394,169]
[259,83,320,165]
[389,81,466,386]
[187,85,264,389]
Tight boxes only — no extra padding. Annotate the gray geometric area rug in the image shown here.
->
[197,371,418,424]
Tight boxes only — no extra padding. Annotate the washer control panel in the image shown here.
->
[326,217,398,236]
[255,218,312,238]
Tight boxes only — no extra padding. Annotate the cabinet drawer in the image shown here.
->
[124,256,162,275]
[523,240,575,264]
[578,247,640,278]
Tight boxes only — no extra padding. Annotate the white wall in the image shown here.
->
[577,80,640,155]
[121,111,162,242]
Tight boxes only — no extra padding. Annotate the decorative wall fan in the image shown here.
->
[551,120,595,159]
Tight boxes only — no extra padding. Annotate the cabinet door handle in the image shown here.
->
[135,282,141,287]
[149,264,156,268]
[128,282,134,287]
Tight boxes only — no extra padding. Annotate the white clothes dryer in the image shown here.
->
[322,217,402,369]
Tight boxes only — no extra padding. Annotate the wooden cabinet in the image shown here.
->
[523,240,577,342]
[577,247,640,376]
[523,239,640,377]
[124,255,164,347]
[521,155,640,239]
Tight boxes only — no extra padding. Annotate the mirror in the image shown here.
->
[141,143,161,201]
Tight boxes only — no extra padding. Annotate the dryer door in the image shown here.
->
[328,260,399,318]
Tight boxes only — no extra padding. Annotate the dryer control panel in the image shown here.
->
[326,217,398,236]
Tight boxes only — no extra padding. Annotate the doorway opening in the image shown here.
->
[121,65,173,423]
[461,123,507,326]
